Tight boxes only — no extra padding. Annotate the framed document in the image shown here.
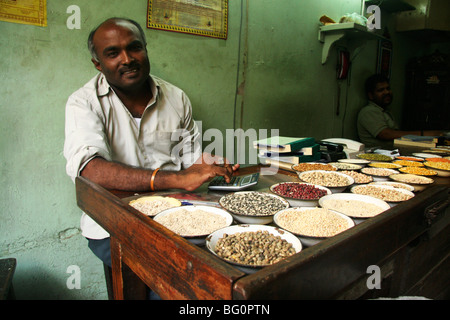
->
[0,0,47,27]
[147,0,228,39]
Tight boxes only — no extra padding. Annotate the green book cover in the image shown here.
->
[253,136,316,153]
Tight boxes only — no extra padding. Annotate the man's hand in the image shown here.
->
[81,153,239,192]
[178,153,240,191]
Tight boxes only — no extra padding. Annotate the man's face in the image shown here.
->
[368,81,393,108]
[91,21,150,92]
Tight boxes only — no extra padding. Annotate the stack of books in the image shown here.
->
[394,135,439,148]
[254,136,320,171]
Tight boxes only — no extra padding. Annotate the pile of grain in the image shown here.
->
[276,208,352,238]
[154,208,228,237]
[321,199,386,218]
[129,197,180,216]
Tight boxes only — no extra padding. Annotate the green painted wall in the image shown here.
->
[0,0,446,299]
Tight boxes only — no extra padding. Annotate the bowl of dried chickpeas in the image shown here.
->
[206,224,302,273]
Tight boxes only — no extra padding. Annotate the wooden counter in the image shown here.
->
[76,165,450,300]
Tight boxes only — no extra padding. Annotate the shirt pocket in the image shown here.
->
[145,131,182,168]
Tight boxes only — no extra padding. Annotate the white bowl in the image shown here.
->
[273,207,355,247]
[395,156,424,162]
[412,153,441,159]
[423,162,450,177]
[269,182,331,207]
[329,162,363,171]
[291,162,337,172]
[389,174,434,192]
[357,153,394,162]
[297,170,354,193]
[350,184,415,206]
[219,191,289,225]
[368,162,403,169]
[153,205,233,245]
[361,167,399,181]
[206,224,302,273]
[318,193,390,219]
[369,181,415,192]
[128,196,181,216]
[338,158,370,166]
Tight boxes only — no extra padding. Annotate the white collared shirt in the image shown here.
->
[64,73,201,239]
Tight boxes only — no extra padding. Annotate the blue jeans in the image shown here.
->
[86,237,161,300]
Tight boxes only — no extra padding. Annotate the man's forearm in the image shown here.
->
[80,154,238,192]
[80,157,155,191]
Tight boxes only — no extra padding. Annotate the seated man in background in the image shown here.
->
[63,17,238,271]
[357,74,441,149]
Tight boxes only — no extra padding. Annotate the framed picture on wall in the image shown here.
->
[377,40,392,79]
[147,0,228,39]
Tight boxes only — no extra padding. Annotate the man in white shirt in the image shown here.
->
[64,18,238,268]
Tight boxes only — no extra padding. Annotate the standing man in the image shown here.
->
[64,18,238,268]
[357,74,441,149]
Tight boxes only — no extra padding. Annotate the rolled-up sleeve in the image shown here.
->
[63,90,112,182]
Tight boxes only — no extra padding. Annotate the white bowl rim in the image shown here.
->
[338,158,370,164]
[318,193,391,218]
[389,173,434,185]
[361,167,399,177]
[329,162,363,170]
[412,152,441,158]
[350,184,415,203]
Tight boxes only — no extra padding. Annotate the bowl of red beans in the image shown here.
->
[270,182,332,207]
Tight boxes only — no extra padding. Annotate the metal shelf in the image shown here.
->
[318,22,387,64]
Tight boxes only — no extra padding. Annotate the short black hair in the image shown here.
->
[87,17,147,61]
[365,74,389,97]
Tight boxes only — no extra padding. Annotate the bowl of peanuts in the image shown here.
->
[270,182,332,207]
